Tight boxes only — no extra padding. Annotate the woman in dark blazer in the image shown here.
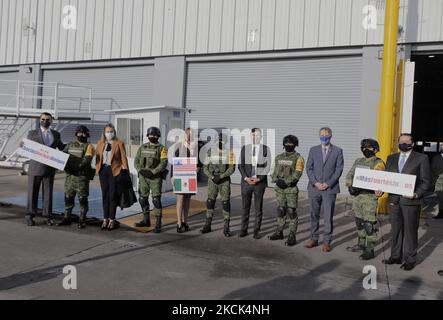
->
[95,124,129,231]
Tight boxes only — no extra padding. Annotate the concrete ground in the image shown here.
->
[0,168,442,300]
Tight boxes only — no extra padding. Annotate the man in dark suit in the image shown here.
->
[26,113,65,226]
[383,134,431,271]
[430,143,443,219]
[238,128,272,239]
[305,127,344,252]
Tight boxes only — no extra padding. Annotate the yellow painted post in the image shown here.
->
[377,0,400,214]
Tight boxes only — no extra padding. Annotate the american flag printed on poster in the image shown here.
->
[173,157,197,172]
[173,158,198,194]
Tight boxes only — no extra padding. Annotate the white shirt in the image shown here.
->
[40,127,54,146]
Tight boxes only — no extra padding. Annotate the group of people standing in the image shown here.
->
[25,113,438,272]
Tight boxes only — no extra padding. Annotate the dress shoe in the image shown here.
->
[346,244,364,252]
[382,257,402,265]
[305,239,319,249]
[322,243,332,253]
[438,270,443,277]
[26,216,35,226]
[253,232,261,240]
[239,231,248,238]
[400,262,416,271]
[359,249,375,261]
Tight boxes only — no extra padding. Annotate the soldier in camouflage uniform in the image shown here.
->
[201,133,236,237]
[269,135,305,246]
[134,127,168,233]
[346,139,385,260]
[59,126,95,229]
[435,174,443,192]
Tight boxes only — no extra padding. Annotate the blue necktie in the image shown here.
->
[399,154,407,172]
[43,131,49,146]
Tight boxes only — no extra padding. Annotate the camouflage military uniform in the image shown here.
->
[134,142,168,222]
[63,141,95,222]
[346,157,385,251]
[203,148,236,222]
[435,174,443,192]
[271,151,305,236]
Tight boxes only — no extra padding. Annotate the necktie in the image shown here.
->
[323,148,328,163]
[43,131,49,146]
[399,154,407,172]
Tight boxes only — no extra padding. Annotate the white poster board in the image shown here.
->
[172,157,197,194]
[353,168,417,197]
[17,138,69,171]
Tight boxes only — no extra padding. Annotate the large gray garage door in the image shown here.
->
[185,56,363,191]
[0,71,18,107]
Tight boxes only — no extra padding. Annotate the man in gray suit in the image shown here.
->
[26,113,65,226]
[383,134,431,271]
[305,127,344,252]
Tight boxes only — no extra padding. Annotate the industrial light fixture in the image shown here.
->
[429,55,436,58]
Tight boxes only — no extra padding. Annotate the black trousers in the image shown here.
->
[240,182,267,233]
[27,175,55,218]
[99,166,117,220]
[389,203,421,264]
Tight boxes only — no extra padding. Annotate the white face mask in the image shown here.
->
[105,132,115,140]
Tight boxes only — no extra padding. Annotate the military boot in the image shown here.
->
[154,216,162,233]
[57,211,72,226]
[359,249,375,261]
[223,220,231,237]
[285,232,297,246]
[135,213,151,228]
[78,212,87,229]
[201,217,212,234]
[268,230,284,241]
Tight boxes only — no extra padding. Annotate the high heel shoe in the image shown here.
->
[183,223,190,232]
[101,220,109,230]
[177,224,184,233]
[108,220,117,231]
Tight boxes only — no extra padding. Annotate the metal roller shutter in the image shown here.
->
[185,56,363,191]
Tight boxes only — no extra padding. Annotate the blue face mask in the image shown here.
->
[320,136,331,145]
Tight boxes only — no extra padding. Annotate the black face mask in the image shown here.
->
[362,149,376,158]
[399,143,413,152]
[284,145,295,153]
[40,120,51,129]
[149,137,159,144]
[77,136,87,143]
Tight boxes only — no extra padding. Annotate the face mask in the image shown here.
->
[105,132,115,140]
[320,136,331,145]
[362,149,376,158]
[149,137,159,144]
[284,145,295,153]
[399,143,413,152]
[40,120,51,129]
[77,136,87,143]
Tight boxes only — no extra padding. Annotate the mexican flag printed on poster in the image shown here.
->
[173,157,198,194]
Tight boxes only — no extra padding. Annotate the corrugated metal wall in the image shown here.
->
[185,56,363,189]
[0,0,442,66]
[0,71,18,106]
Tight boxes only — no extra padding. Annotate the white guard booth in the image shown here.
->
[105,106,186,192]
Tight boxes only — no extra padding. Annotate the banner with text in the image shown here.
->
[353,168,417,197]
[17,138,69,171]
